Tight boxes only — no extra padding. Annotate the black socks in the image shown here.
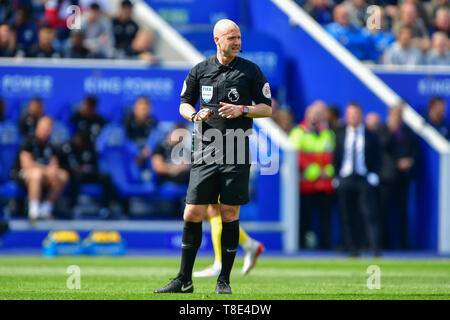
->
[218,220,239,283]
[178,221,203,282]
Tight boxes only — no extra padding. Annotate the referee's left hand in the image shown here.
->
[219,102,243,119]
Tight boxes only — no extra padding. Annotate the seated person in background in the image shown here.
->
[366,6,396,63]
[392,2,430,51]
[124,96,158,167]
[64,30,95,59]
[112,0,139,58]
[58,130,116,217]
[383,25,424,65]
[11,116,69,221]
[151,124,191,185]
[80,2,115,58]
[70,95,107,143]
[125,29,157,63]
[43,0,78,43]
[10,4,38,52]
[430,7,449,36]
[343,0,368,27]
[19,97,44,138]
[303,0,334,25]
[427,96,450,139]
[0,23,18,57]
[425,31,450,65]
[26,23,62,58]
[325,4,371,60]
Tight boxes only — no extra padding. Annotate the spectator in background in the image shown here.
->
[392,2,430,51]
[365,111,382,132]
[124,96,158,167]
[383,26,424,64]
[0,23,17,57]
[327,105,344,131]
[10,4,38,51]
[428,0,450,24]
[81,2,114,58]
[151,123,191,185]
[79,0,111,13]
[11,116,69,221]
[366,6,396,63]
[273,109,294,134]
[0,0,15,23]
[343,0,368,27]
[333,102,380,256]
[125,29,157,63]
[432,7,450,35]
[70,95,107,143]
[378,105,419,249]
[64,30,94,58]
[427,96,450,139]
[58,130,116,218]
[44,0,78,43]
[326,4,371,60]
[26,23,61,58]
[402,0,432,29]
[19,97,44,138]
[112,0,138,58]
[303,0,334,25]
[426,31,450,64]
[289,103,336,249]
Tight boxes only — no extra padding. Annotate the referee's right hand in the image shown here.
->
[193,108,214,122]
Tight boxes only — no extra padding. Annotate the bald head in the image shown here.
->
[214,19,241,63]
[213,19,239,38]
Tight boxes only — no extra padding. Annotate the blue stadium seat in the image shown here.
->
[79,183,103,197]
[97,124,156,198]
[50,121,71,146]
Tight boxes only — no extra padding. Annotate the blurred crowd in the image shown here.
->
[271,96,448,252]
[0,95,190,220]
[298,0,450,65]
[0,0,157,62]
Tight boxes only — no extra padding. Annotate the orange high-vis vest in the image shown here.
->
[289,121,336,194]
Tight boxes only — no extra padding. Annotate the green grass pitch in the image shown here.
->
[0,256,449,300]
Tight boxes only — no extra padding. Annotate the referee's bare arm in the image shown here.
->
[243,103,272,118]
[218,102,272,119]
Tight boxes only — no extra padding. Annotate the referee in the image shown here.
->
[154,19,272,294]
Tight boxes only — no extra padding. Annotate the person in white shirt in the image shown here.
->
[425,31,450,65]
[383,26,424,65]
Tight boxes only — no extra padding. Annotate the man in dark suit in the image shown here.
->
[333,102,381,256]
[378,105,419,249]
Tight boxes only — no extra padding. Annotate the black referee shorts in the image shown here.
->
[185,163,250,206]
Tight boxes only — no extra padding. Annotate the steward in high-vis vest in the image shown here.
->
[288,104,336,249]
[289,120,335,194]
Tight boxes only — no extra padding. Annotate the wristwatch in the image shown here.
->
[240,106,249,115]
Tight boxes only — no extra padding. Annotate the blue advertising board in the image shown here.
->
[0,65,188,122]
[375,71,450,122]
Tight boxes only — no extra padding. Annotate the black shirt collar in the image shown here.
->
[213,56,239,69]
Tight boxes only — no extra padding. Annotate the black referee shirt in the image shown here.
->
[181,56,272,165]
[180,55,272,134]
